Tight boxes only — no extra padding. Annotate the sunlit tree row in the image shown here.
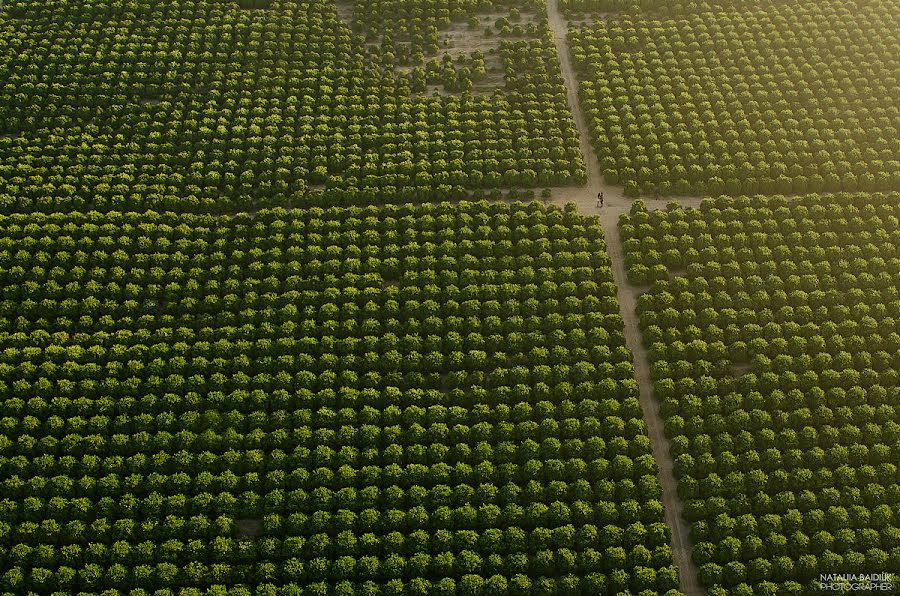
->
[570,0,899,196]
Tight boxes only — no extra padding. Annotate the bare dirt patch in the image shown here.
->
[431,22,508,95]
[732,361,752,376]
[235,518,262,539]
[334,0,355,25]
[140,97,161,105]
[334,1,544,96]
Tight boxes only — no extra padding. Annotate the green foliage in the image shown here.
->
[623,192,900,593]
[0,0,584,211]
[569,0,900,196]
[0,202,676,593]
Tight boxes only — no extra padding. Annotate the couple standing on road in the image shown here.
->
[597,192,603,208]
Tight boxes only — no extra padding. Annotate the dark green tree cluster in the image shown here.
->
[569,0,899,196]
[0,202,679,595]
[620,192,900,594]
[558,0,642,13]
[0,0,583,212]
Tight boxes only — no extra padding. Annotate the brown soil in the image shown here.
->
[334,0,355,26]
[235,518,262,539]
[732,361,752,376]
[334,1,544,96]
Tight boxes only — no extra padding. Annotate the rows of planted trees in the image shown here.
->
[559,0,774,16]
[620,193,900,594]
[0,203,681,595]
[346,0,545,57]
[569,0,899,196]
[0,0,583,212]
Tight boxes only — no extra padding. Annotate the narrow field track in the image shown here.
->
[544,1,704,593]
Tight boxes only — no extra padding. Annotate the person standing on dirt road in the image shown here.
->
[597,192,603,208]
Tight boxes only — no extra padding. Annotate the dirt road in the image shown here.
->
[544,0,704,593]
